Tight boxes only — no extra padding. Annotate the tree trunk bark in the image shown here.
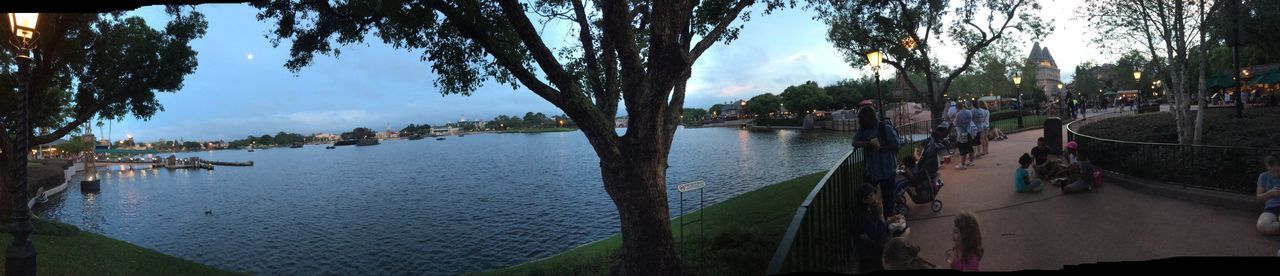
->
[601,140,679,275]
[1194,1,1208,145]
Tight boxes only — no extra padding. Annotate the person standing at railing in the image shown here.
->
[852,106,901,218]
[1255,153,1280,236]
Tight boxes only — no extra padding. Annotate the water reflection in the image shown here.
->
[39,128,853,275]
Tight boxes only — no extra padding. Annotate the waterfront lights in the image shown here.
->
[865,50,883,71]
[8,12,39,276]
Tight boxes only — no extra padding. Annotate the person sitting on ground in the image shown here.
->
[852,183,889,272]
[988,127,1008,141]
[1063,149,1095,194]
[1256,153,1280,236]
[1015,153,1043,193]
[1064,141,1080,165]
[1031,137,1050,166]
[883,237,938,270]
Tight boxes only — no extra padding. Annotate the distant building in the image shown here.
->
[375,131,399,139]
[615,118,628,128]
[1027,42,1064,98]
[429,127,460,136]
[719,99,747,120]
[312,133,340,142]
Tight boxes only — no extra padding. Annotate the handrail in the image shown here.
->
[765,148,859,274]
[1065,120,1280,152]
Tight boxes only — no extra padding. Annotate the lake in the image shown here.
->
[36,127,855,275]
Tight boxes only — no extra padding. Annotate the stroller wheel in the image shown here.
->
[931,200,943,213]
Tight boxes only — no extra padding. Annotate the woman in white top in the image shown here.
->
[976,101,991,156]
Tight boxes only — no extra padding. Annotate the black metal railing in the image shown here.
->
[1066,120,1277,194]
[766,139,919,274]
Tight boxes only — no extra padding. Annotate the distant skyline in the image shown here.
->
[110,1,1106,142]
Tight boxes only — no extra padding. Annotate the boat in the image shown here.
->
[408,134,425,140]
[334,140,358,146]
[435,137,446,141]
[325,146,336,149]
[356,138,380,146]
[290,143,303,148]
[458,134,465,137]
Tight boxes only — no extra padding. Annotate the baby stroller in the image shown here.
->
[893,125,947,216]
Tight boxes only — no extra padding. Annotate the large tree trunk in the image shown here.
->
[601,153,680,274]
[600,134,679,275]
[1193,0,1208,145]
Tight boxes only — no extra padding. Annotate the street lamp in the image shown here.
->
[1133,69,1143,111]
[7,12,39,276]
[866,50,885,119]
[1012,72,1024,128]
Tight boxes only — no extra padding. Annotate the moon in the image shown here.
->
[247,53,254,60]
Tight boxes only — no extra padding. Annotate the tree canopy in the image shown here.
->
[817,0,1049,122]
[746,93,781,117]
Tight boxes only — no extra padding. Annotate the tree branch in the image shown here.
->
[572,0,606,99]
[429,0,564,106]
[494,0,583,98]
[688,0,753,63]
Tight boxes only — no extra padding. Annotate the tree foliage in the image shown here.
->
[746,93,781,117]
[779,81,831,114]
[818,0,1049,122]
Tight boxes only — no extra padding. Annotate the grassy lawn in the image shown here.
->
[990,114,1048,133]
[497,128,578,134]
[0,219,240,275]
[477,171,827,275]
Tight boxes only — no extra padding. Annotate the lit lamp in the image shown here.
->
[1012,72,1024,128]
[1133,69,1143,109]
[866,50,885,119]
[7,12,39,276]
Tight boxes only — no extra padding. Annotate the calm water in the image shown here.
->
[37,127,853,275]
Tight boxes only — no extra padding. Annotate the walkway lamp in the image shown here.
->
[1013,72,1023,128]
[7,12,39,276]
[866,50,885,119]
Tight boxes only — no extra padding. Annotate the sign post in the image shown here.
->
[676,180,706,268]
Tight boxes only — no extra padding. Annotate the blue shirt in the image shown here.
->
[1259,172,1280,210]
[1014,167,1030,192]
[854,122,900,181]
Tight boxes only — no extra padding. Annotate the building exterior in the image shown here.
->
[718,99,747,120]
[312,133,340,142]
[1027,42,1064,98]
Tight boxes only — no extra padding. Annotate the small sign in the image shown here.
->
[677,180,705,193]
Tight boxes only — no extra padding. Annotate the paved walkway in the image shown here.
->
[899,108,1280,271]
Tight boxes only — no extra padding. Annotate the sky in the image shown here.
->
[109,1,1101,142]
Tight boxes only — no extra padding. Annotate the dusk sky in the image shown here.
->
[111,1,1098,142]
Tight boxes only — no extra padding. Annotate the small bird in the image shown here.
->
[204,210,213,215]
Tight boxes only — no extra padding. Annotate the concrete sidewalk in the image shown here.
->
[898,110,1280,271]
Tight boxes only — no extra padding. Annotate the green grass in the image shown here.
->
[497,128,578,134]
[990,114,1049,133]
[0,219,240,275]
[477,171,827,275]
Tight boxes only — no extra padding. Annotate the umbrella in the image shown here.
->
[1103,91,1117,96]
[1249,70,1280,85]
[858,99,875,106]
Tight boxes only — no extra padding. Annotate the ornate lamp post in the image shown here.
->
[7,12,40,276]
[1013,72,1023,128]
[1133,69,1142,112]
[866,50,885,120]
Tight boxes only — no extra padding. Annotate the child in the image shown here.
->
[947,211,983,271]
[1063,149,1094,194]
[853,183,889,272]
[1015,153,1043,193]
[883,237,937,270]
[1255,153,1280,236]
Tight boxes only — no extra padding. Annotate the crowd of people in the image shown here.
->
[846,101,1280,271]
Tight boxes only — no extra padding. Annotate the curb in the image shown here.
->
[1101,171,1258,212]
